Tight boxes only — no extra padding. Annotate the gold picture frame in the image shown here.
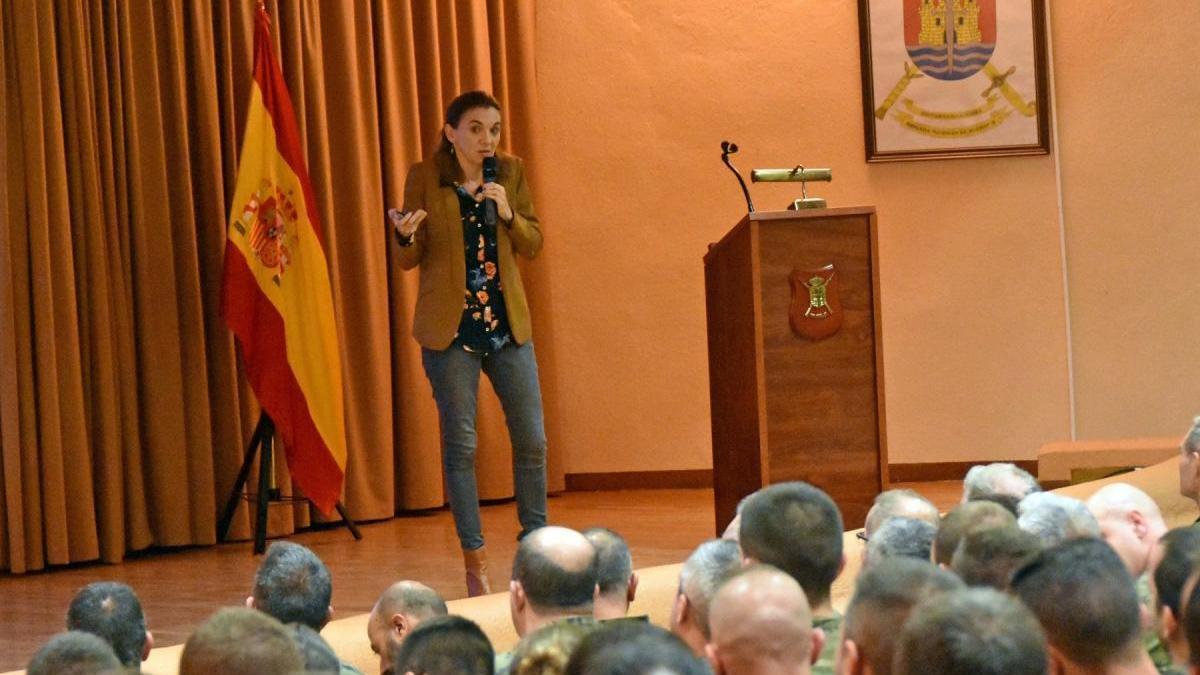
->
[858,0,1051,162]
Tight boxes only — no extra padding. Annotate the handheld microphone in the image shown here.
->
[482,156,498,228]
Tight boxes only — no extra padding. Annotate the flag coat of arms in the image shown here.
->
[220,4,346,515]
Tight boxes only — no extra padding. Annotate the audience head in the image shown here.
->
[1181,417,1200,506]
[894,587,1047,675]
[567,621,709,675]
[583,527,637,620]
[248,540,334,630]
[739,481,844,609]
[66,581,152,668]
[1184,567,1200,673]
[510,526,599,636]
[933,500,1016,566]
[1153,526,1200,665]
[950,524,1042,589]
[864,517,936,568]
[671,538,743,657]
[1087,482,1169,577]
[1011,538,1150,672]
[722,493,756,543]
[863,489,939,540]
[26,631,123,675]
[511,620,599,675]
[1016,491,1101,546]
[706,565,821,675]
[289,623,340,674]
[961,462,1040,507]
[838,557,964,675]
[179,607,304,675]
[368,580,448,674]
[391,614,493,675]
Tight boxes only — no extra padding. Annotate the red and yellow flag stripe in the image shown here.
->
[220,4,345,514]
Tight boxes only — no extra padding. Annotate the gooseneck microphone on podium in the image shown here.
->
[720,141,755,213]
[482,156,498,227]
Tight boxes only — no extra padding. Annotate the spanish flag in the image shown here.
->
[220,4,346,515]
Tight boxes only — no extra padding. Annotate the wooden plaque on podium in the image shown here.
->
[704,206,887,533]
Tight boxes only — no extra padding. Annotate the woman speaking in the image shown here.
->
[390,91,547,597]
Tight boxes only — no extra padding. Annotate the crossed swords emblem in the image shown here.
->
[875,62,1037,122]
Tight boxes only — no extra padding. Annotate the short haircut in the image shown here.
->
[951,525,1042,589]
[289,623,340,674]
[678,539,743,639]
[511,619,599,675]
[565,622,708,675]
[374,581,448,620]
[866,517,937,565]
[391,615,493,675]
[512,532,598,612]
[962,462,1041,505]
[844,558,964,675]
[1016,492,1100,546]
[1155,526,1200,615]
[1185,568,1200,666]
[739,481,843,606]
[252,540,333,630]
[1011,538,1142,667]
[27,631,123,675]
[66,581,148,667]
[934,500,1016,566]
[1184,416,1200,454]
[583,528,633,595]
[864,489,939,535]
[180,607,304,675]
[895,588,1047,675]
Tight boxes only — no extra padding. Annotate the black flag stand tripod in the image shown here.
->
[217,412,362,554]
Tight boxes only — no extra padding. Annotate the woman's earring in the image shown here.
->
[449,144,456,155]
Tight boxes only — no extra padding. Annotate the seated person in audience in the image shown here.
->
[862,489,940,543]
[1089,482,1173,668]
[499,526,598,673]
[1182,569,1200,675]
[510,619,598,675]
[671,538,743,657]
[893,587,1047,675]
[1011,538,1158,674]
[66,580,153,672]
[961,462,1041,514]
[1150,526,1200,673]
[26,631,123,675]
[291,623,342,674]
[368,580,448,675]
[567,620,709,675]
[739,482,844,674]
[836,557,963,675]
[583,527,641,621]
[951,525,1042,589]
[1177,417,1200,513]
[862,517,936,570]
[1018,491,1101,546]
[932,500,1016,567]
[391,615,493,675]
[180,607,305,675]
[247,540,362,674]
[706,565,822,675]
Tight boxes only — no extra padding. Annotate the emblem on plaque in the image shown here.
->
[790,264,843,340]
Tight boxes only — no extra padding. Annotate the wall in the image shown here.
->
[1051,2,1200,439]
[531,0,1196,476]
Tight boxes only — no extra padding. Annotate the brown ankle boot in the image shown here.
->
[463,545,491,597]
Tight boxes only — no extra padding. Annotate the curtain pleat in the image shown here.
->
[0,0,557,574]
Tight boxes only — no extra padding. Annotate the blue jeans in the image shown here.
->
[421,340,548,550]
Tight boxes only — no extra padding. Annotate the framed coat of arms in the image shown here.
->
[858,0,1050,161]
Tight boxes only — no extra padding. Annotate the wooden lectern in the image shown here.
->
[704,206,887,533]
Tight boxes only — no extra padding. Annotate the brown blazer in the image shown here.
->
[398,152,543,349]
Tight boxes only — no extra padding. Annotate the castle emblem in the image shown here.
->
[906,0,995,81]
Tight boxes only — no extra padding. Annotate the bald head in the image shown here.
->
[1086,482,1168,575]
[514,526,597,609]
[707,566,818,675]
[368,581,447,673]
[864,490,939,539]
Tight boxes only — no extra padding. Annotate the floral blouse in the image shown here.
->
[452,184,511,354]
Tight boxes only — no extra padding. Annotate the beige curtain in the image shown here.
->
[0,0,560,574]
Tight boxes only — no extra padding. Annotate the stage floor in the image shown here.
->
[0,482,960,671]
